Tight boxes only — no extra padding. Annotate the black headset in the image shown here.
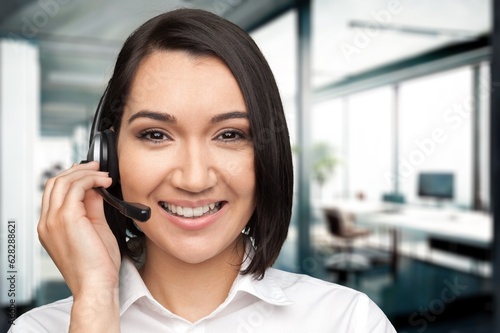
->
[85,88,151,222]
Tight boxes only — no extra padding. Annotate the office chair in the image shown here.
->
[323,208,372,282]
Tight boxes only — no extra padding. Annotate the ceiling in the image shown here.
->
[311,0,491,87]
[0,0,492,137]
[0,0,295,136]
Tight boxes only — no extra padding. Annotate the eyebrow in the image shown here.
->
[210,111,248,123]
[128,110,248,125]
[128,110,177,125]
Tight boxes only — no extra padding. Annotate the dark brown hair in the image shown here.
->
[98,8,293,279]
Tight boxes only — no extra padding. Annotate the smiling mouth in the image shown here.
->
[159,201,224,218]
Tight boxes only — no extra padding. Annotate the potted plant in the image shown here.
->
[312,142,338,200]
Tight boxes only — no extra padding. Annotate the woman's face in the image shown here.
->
[117,51,255,265]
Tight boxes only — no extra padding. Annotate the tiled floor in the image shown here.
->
[275,226,493,333]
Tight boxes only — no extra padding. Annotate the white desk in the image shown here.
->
[356,208,492,248]
[320,200,492,248]
[318,200,493,275]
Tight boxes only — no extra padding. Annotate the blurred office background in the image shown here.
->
[0,0,498,332]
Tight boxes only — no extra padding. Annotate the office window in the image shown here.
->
[312,87,394,202]
[250,10,299,272]
[250,9,297,146]
[346,87,394,201]
[311,98,345,200]
[398,67,473,207]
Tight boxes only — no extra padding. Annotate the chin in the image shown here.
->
[167,236,243,266]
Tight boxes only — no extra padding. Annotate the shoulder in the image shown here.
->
[266,267,365,300]
[264,268,396,332]
[8,297,72,333]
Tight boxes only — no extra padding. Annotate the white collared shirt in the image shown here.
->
[9,258,396,333]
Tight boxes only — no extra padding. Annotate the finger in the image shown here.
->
[60,175,113,222]
[40,177,55,222]
[40,162,101,219]
[41,169,109,238]
[48,169,110,212]
[38,163,110,252]
[54,161,101,179]
[43,175,112,239]
[83,187,111,224]
[40,172,110,237]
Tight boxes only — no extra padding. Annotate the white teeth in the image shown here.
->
[183,207,193,218]
[160,202,222,218]
[193,207,203,217]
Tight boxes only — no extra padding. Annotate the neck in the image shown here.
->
[139,239,245,323]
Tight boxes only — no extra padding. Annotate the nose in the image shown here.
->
[170,140,217,193]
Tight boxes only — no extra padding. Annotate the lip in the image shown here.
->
[158,201,227,231]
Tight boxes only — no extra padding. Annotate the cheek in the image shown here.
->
[117,147,166,200]
[220,149,256,202]
[118,152,142,200]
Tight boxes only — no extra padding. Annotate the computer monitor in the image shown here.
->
[417,172,454,200]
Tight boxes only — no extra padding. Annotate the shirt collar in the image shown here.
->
[118,256,154,316]
[118,247,293,316]
[228,254,292,306]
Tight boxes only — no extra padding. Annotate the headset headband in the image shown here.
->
[89,85,109,146]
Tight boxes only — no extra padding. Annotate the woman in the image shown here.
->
[10,9,396,332]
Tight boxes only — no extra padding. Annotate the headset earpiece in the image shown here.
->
[86,87,150,222]
[102,129,120,185]
[87,129,120,186]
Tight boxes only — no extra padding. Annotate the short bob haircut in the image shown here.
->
[97,8,293,279]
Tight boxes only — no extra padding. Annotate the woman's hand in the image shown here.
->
[37,161,120,332]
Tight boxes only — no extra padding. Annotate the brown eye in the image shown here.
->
[149,132,165,140]
[139,129,171,143]
[217,130,246,142]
